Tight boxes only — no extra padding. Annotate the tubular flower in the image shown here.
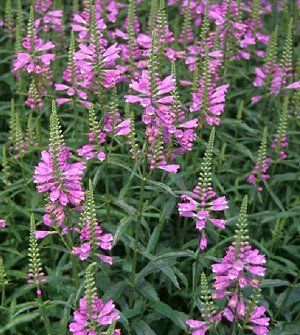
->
[74,42,121,91]
[186,320,208,335]
[179,189,228,250]
[34,103,86,211]
[178,128,228,249]
[72,181,114,265]
[34,148,85,206]
[43,202,65,227]
[212,244,266,294]
[78,105,130,162]
[191,52,230,127]
[13,36,55,76]
[271,135,288,160]
[125,70,184,171]
[0,220,6,229]
[248,306,270,335]
[35,10,63,33]
[212,196,267,322]
[247,157,272,192]
[69,262,120,334]
[69,297,120,335]
[34,0,52,13]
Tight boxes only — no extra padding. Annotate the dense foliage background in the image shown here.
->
[0,0,299,334]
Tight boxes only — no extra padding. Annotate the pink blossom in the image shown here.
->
[186,319,208,335]
[178,185,227,250]
[286,81,300,89]
[0,219,6,228]
[35,231,53,239]
[249,306,270,335]
[212,243,266,313]
[34,149,85,206]
[69,296,120,334]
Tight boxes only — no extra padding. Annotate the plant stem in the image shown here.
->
[129,161,147,308]
[38,294,52,335]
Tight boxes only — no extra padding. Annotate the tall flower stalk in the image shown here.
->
[178,128,228,250]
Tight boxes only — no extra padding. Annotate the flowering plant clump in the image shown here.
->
[0,1,299,334]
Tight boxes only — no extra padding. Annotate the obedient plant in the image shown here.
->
[213,196,269,335]
[13,6,56,109]
[72,180,114,264]
[247,127,272,192]
[190,51,230,127]
[69,262,120,335]
[34,101,85,227]
[178,128,228,250]
[187,196,269,335]
[271,96,289,160]
[28,215,47,296]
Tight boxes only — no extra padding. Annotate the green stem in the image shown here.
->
[105,139,114,224]
[1,287,5,307]
[129,161,147,308]
[37,294,52,335]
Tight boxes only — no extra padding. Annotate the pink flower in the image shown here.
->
[159,164,180,173]
[34,148,86,206]
[249,306,270,335]
[286,81,300,89]
[0,220,6,228]
[212,242,266,314]
[251,96,263,104]
[69,296,120,334]
[178,185,228,250]
[115,119,131,136]
[72,242,91,260]
[199,233,207,250]
[43,202,65,227]
[247,157,272,191]
[186,319,208,335]
[35,231,53,239]
[191,81,229,127]
[211,196,228,211]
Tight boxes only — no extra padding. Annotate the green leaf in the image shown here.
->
[150,301,188,330]
[0,313,40,334]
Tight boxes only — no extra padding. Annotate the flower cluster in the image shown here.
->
[178,128,228,249]
[69,297,120,335]
[186,197,270,335]
[72,181,114,265]
[34,148,85,206]
[69,262,120,334]
[34,103,85,229]
[78,106,130,162]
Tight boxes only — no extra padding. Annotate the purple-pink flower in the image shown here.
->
[0,219,6,229]
[69,296,120,335]
[248,306,270,335]
[247,157,272,192]
[212,242,266,314]
[178,185,228,250]
[34,148,85,206]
